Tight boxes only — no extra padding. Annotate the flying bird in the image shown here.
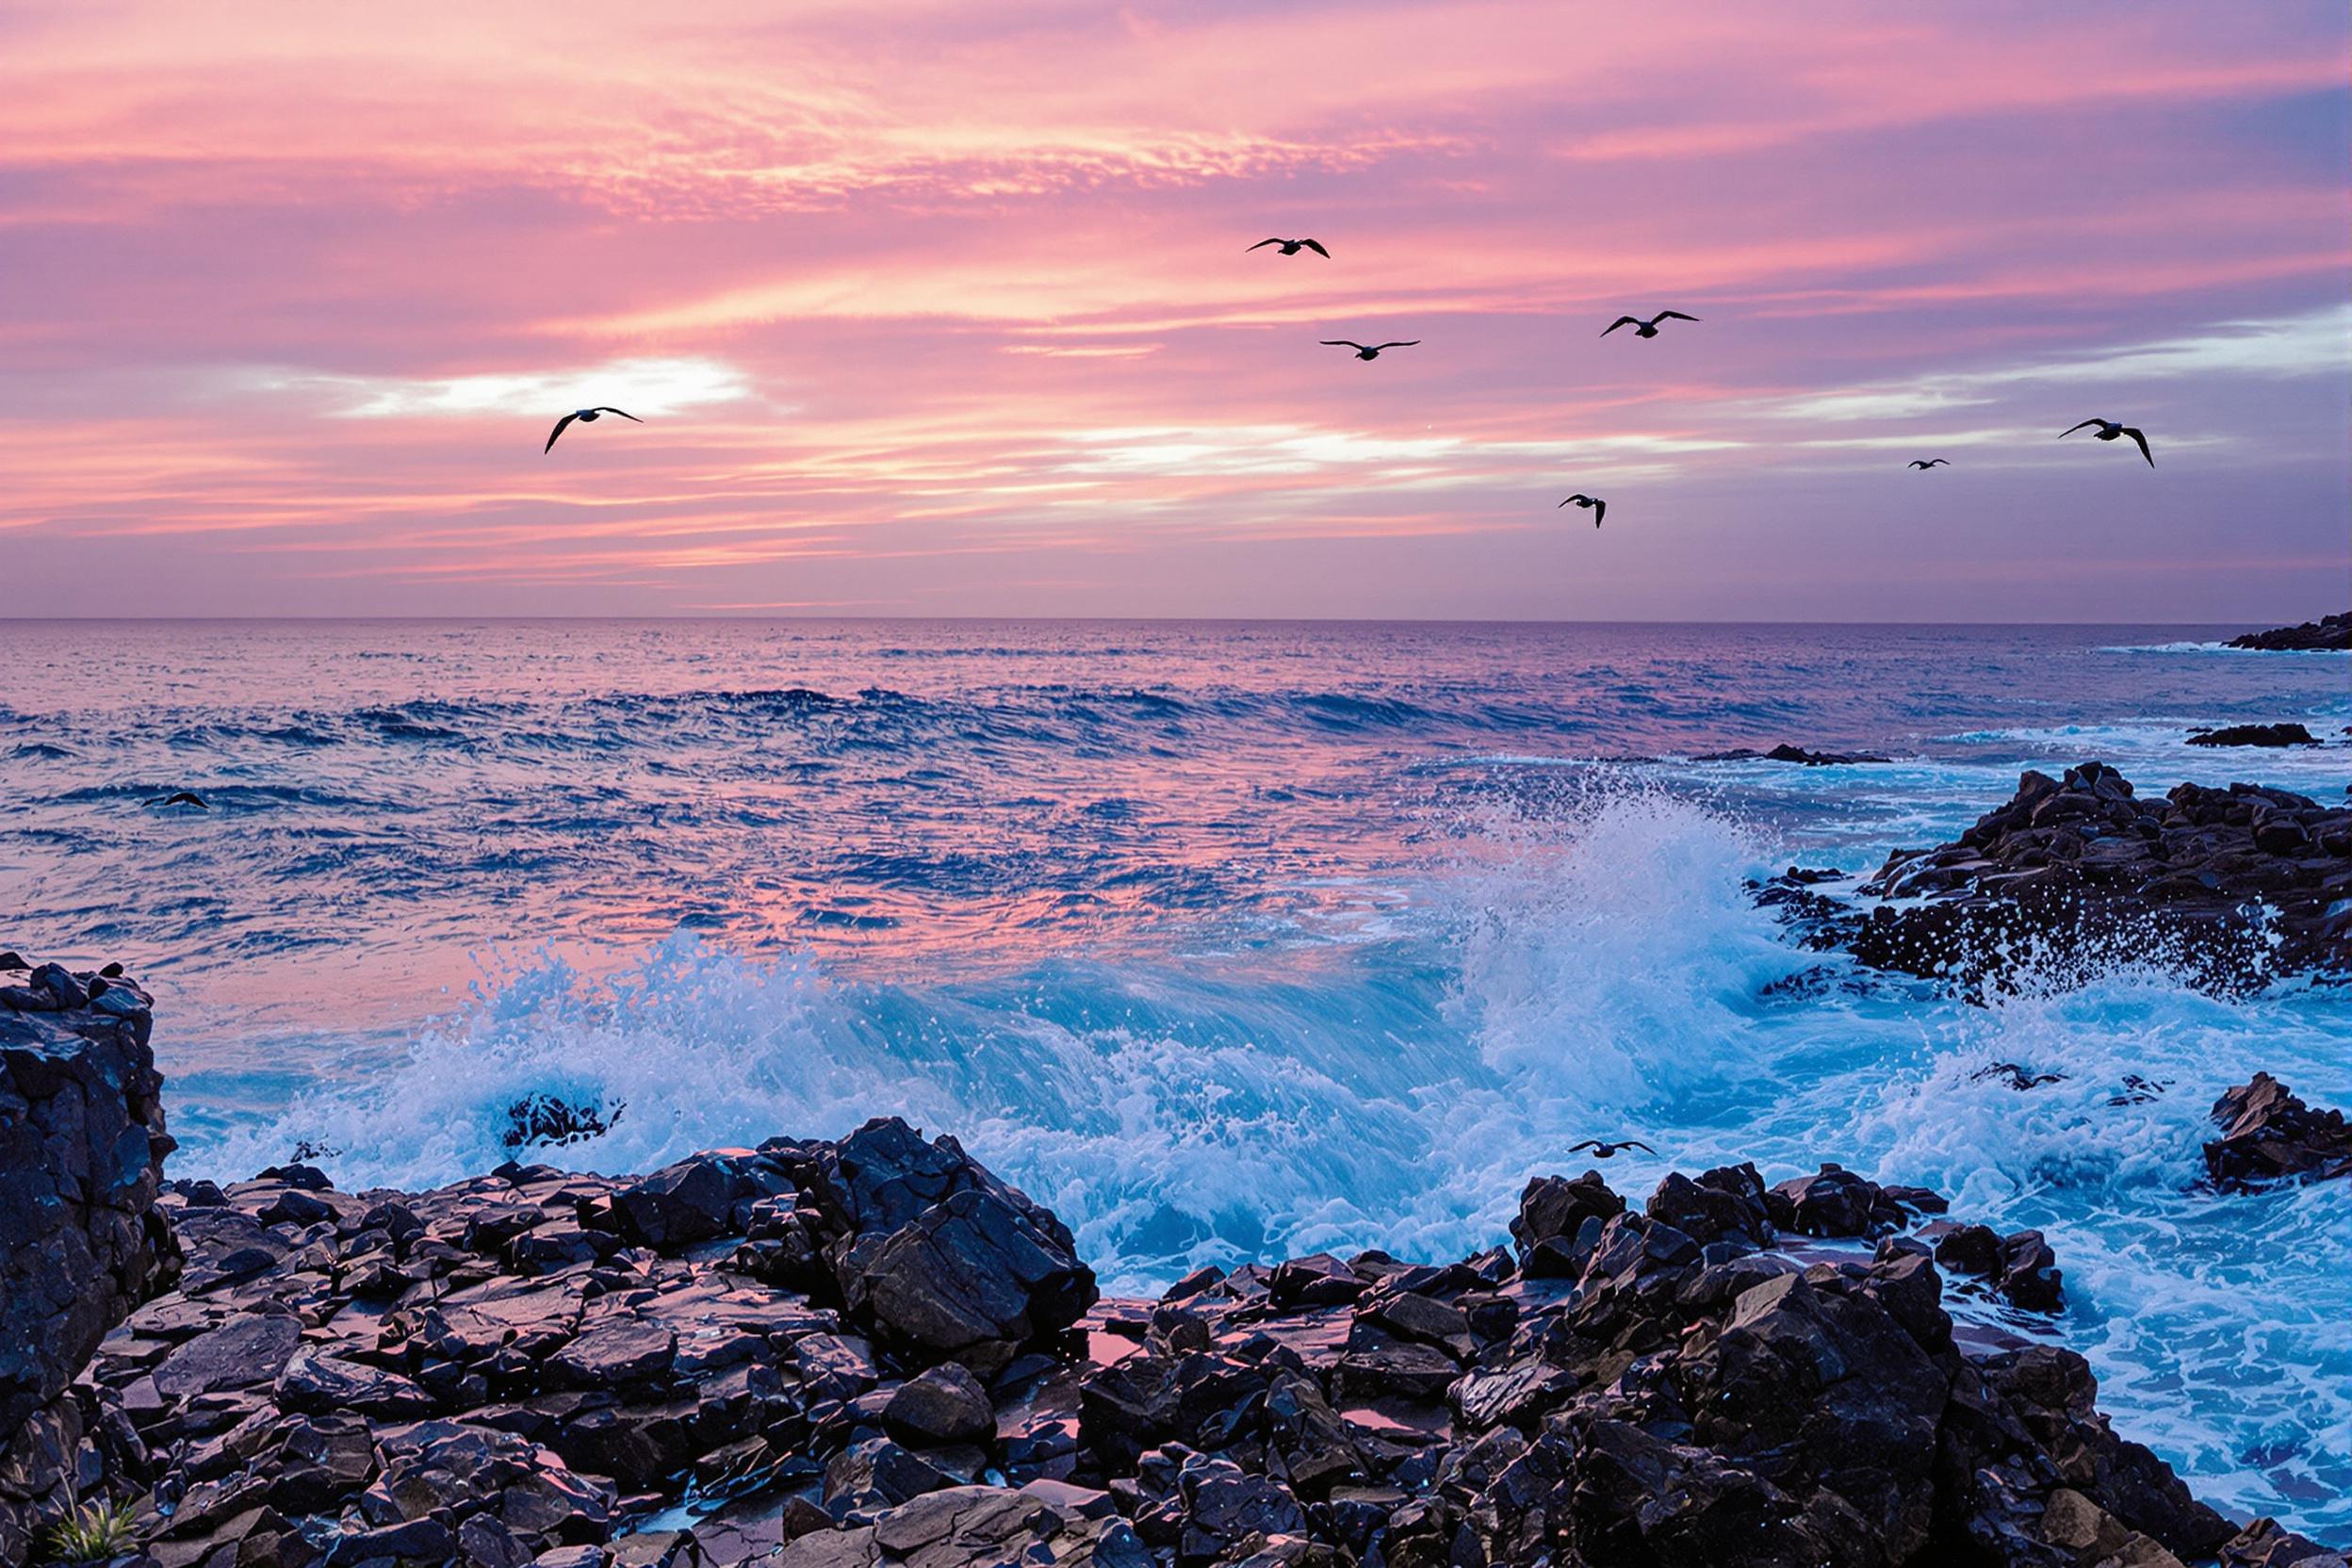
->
[1566,1138,1656,1159]
[146,791,208,809]
[2059,418,2152,467]
[1906,459,1951,469]
[1249,237,1329,257]
[545,407,643,453]
[1557,494,1608,528]
[1601,311,1699,339]
[1321,339,1419,360]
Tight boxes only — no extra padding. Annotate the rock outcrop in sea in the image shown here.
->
[5,975,2346,1567]
[2204,1073,2352,1189]
[2225,612,2351,652]
[1766,762,2351,994]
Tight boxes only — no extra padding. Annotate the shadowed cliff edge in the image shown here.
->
[3,978,2349,1567]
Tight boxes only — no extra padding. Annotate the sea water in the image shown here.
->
[0,618,2344,1533]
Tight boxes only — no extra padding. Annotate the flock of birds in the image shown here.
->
[539,234,2161,532]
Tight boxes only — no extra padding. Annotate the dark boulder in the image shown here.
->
[882,1364,997,1448]
[1646,1165,1775,1250]
[1766,1165,1910,1238]
[803,1119,1098,1374]
[2187,723,2319,747]
[2205,1074,2352,1187]
[1511,1171,1625,1264]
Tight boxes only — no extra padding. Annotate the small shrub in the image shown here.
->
[41,1500,139,1564]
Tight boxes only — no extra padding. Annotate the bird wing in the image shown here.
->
[545,413,579,452]
[2122,427,2152,466]
[1592,499,1605,527]
[1320,340,1367,351]
[1601,317,1641,336]
[1626,1139,1655,1153]
[1300,238,1330,257]
[1248,238,1282,251]
[2058,420,2100,439]
[1655,311,1700,323]
[1566,1139,1601,1153]
[1931,459,1949,466]
[593,408,643,422]
[1372,341,1419,351]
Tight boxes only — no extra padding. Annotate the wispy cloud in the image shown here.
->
[239,358,760,419]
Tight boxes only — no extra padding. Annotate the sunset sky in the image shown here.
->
[4,1,2346,620]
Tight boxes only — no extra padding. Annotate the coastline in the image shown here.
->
[6,970,2349,1566]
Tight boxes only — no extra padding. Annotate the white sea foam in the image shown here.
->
[189,759,2352,1536]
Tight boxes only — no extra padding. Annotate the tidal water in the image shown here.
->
[1,618,2345,1533]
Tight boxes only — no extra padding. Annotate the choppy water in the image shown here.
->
[1,618,2346,1534]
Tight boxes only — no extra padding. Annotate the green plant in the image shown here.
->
[41,1499,139,1565]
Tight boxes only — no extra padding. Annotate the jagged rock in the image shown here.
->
[1510,1171,1625,1265]
[2226,612,2352,652]
[2204,1074,2352,1187]
[0,966,175,1562]
[2188,723,2319,747]
[805,1119,1099,1376]
[1766,1164,1912,1238]
[883,1364,997,1448]
[609,1155,741,1248]
[1645,1166,1775,1250]
[1838,764,2352,991]
[153,1314,302,1399]
[2219,1517,2352,1566]
[8,992,2329,1568]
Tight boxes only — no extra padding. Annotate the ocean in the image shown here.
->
[1,618,2344,1534]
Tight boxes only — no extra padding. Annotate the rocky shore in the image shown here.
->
[2224,613,2351,653]
[1764,762,2351,994]
[5,975,2349,1568]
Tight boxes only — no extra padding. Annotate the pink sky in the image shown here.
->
[3,1,2346,619]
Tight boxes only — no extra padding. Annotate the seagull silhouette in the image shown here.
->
[1249,237,1329,257]
[146,791,208,809]
[1566,1138,1655,1159]
[1601,311,1699,339]
[2059,418,2152,466]
[1906,459,1951,469]
[545,407,643,453]
[1557,494,1607,528]
[1321,339,1418,361]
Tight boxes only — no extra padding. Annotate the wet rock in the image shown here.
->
[154,1315,302,1400]
[1266,1254,1365,1309]
[1995,1230,2066,1312]
[839,1184,1098,1378]
[2218,1517,2352,1566]
[2226,612,2352,652]
[1844,764,2352,991]
[609,1155,740,1249]
[2188,723,2320,747]
[882,1364,997,1448]
[1510,1171,1624,1264]
[504,1092,624,1151]
[0,966,173,1561]
[1645,1165,1775,1250]
[2204,1073,2352,1187]
[1695,743,1893,764]
[1766,1164,1910,1238]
